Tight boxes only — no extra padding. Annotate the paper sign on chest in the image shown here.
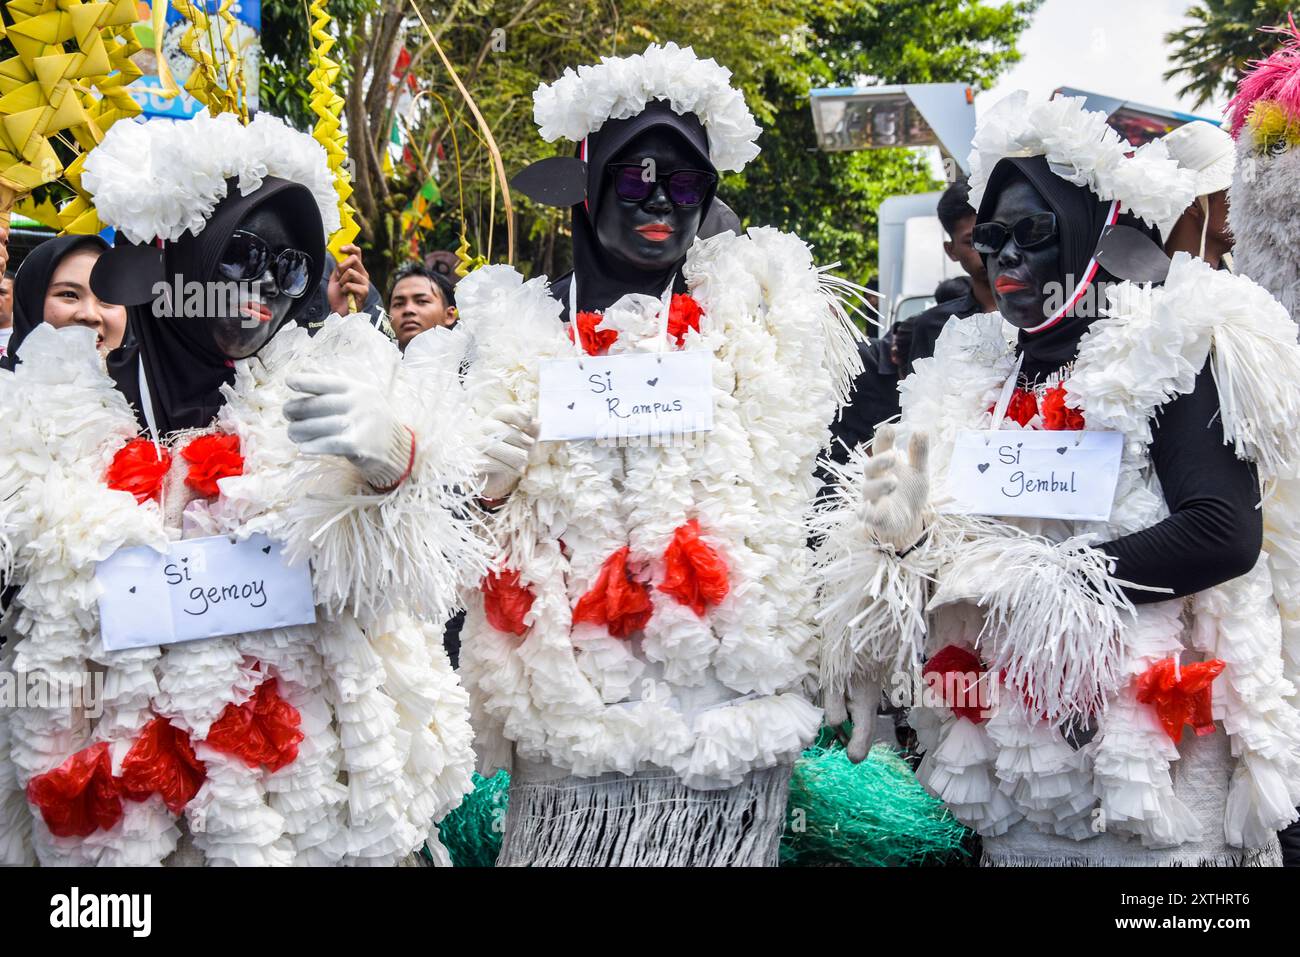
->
[942,430,1124,522]
[538,351,714,442]
[96,534,317,651]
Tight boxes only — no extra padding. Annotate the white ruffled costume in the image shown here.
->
[816,95,1300,866]
[439,227,861,865]
[0,114,487,867]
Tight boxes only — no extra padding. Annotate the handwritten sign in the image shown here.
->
[942,430,1123,522]
[538,351,714,442]
[96,534,316,651]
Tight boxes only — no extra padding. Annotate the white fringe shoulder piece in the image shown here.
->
[82,111,340,244]
[1071,251,1300,479]
[454,229,861,786]
[532,41,762,172]
[967,90,1197,230]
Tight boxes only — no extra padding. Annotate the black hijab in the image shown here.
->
[976,155,1155,379]
[555,99,717,317]
[0,234,111,371]
[105,177,324,434]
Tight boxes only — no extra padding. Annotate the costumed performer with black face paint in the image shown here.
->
[814,91,1300,866]
[0,110,490,866]
[409,42,864,866]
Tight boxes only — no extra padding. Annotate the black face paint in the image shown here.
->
[209,207,299,359]
[983,177,1062,331]
[593,127,706,273]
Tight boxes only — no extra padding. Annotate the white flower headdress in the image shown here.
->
[967,91,1197,230]
[82,111,341,245]
[532,42,761,172]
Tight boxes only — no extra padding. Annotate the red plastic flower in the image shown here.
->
[666,294,704,347]
[205,678,303,773]
[26,742,123,837]
[567,310,619,356]
[1004,388,1038,427]
[573,546,653,638]
[658,519,729,616]
[118,717,207,814]
[181,432,243,498]
[922,645,988,724]
[105,438,172,503]
[1136,657,1225,744]
[1041,384,1086,431]
[482,568,535,636]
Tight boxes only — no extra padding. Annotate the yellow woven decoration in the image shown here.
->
[306,0,359,258]
[0,0,143,232]
[172,0,246,121]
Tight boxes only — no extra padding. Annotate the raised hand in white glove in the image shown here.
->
[824,673,881,764]
[283,373,415,490]
[861,424,930,551]
[480,404,538,502]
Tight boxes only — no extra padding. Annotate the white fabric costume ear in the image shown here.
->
[967,90,1198,231]
[532,41,762,173]
[82,111,340,244]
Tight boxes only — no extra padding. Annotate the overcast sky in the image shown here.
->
[978,0,1223,120]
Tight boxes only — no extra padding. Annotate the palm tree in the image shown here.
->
[1165,0,1296,108]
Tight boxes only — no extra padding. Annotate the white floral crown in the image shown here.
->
[967,91,1197,230]
[532,41,761,172]
[82,111,340,245]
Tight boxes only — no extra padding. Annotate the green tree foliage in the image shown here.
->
[1165,0,1296,109]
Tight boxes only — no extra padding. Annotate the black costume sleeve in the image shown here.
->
[1099,364,1262,604]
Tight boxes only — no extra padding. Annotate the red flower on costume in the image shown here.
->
[658,519,729,616]
[573,546,653,638]
[667,294,704,347]
[205,678,303,772]
[1004,388,1038,427]
[567,311,619,356]
[117,717,207,814]
[482,568,535,636]
[26,742,123,837]
[1135,657,1225,744]
[180,432,243,498]
[1041,384,1086,431]
[922,645,988,724]
[106,438,172,503]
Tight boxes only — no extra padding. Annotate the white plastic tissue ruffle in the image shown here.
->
[916,707,1022,837]
[82,110,339,244]
[967,90,1197,229]
[1073,253,1300,478]
[456,230,856,784]
[1190,564,1300,847]
[532,41,761,172]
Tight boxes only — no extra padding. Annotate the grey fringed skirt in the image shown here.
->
[497,758,793,867]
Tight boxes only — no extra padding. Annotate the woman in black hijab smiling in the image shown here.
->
[0,234,127,371]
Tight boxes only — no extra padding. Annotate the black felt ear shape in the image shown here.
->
[511,157,588,207]
[91,243,166,307]
[1094,224,1172,284]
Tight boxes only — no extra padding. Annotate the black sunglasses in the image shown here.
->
[217,230,314,299]
[972,212,1059,255]
[607,164,717,207]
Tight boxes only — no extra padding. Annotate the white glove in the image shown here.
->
[480,404,538,501]
[284,373,415,490]
[861,424,930,551]
[824,673,881,764]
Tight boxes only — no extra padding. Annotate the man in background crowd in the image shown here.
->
[296,242,386,333]
[901,178,995,376]
[388,260,459,351]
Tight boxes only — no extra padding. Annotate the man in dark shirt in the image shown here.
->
[903,178,996,376]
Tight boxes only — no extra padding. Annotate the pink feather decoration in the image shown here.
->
[1228,15,1300,137]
